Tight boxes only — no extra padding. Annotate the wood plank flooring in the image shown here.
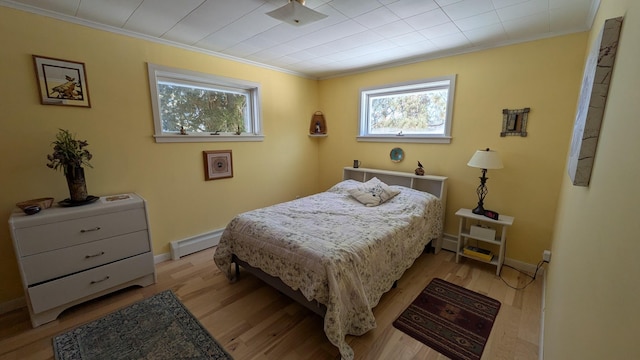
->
[0,248,543,359]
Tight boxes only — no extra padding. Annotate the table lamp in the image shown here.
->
[467,148,503,215]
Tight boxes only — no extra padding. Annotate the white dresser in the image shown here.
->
[8,193,156,327]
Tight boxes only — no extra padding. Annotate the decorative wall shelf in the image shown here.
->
[309,111,327,136]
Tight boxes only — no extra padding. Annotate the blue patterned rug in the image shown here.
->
[53,290,233,360]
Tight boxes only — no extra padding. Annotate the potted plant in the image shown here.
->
[46,129,93,202]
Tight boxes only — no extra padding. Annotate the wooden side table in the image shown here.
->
[455,208,514,275]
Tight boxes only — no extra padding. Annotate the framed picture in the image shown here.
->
[203,150,233,181]
[500,108,529,137]
[567,17,623,186]
[32,55,91,107]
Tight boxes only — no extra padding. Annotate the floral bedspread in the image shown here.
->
[213,180,443,359]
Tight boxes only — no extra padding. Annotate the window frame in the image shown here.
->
[147,63,263,143]
[358,75,456,144]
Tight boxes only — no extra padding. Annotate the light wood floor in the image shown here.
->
[0,248,543,360]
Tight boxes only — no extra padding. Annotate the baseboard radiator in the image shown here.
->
[170,228,224,260]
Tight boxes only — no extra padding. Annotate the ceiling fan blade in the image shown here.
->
[266,1,327,26]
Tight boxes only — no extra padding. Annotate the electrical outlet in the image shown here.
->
[543,250,552,263]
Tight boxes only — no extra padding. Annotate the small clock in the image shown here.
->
[483,210,500,220]
[390,147,404,162]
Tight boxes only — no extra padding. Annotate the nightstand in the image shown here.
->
[455,208,514,275]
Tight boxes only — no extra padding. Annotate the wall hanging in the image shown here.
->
[309,111,327,135]
[203,150,233,180]
[568,16,623,186]
[33,55,91,107]
[500,108,529,137]
[390,147,404,162]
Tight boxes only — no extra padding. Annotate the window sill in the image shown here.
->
[356,135,451,144]
[154,134,264,143]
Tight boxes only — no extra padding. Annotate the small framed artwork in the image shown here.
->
[501,108,530,137]
[32,55,91,107]
[203,150,233,181]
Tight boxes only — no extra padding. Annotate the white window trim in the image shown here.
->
[358,75,456,144]
[147,63,263,143]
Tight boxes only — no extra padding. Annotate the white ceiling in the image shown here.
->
[3,0,599,79]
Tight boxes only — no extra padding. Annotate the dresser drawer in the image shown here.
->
[28,252,154,314]
[21,230,150,285]
[15,208,147,256]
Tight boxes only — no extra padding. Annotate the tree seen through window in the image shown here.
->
[158,82,248,134]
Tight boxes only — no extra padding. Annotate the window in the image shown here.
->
[147,63,263,143]
[359,75,456,143]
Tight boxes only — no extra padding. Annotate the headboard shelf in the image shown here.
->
[343,167,448,209]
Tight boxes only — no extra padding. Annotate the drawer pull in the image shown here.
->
[85,251,105,259]
[80,227,101,233]
[90,276,110,285]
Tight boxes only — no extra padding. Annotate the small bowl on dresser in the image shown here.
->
[23,205,41,215]
[16,197,54,214]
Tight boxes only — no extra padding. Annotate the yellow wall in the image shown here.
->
[0,8,320,303]
[0,5,592,313]
[318,34,587,265]
[544,0,640,358]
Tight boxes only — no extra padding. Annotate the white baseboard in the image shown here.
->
[539,268,547,360]
[169,228,224,260]
[442,233,458,252]
[0,296,25,315]
[154,253,171,263]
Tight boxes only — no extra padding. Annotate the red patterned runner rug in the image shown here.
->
[393,278,501,360]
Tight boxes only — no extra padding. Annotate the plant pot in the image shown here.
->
[65,166,88,202]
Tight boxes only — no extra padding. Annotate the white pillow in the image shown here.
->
[326,179,363,194]
[348,177,400,207]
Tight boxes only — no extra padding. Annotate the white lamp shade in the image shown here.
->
[467,149,504,170]
[266,1,327,26]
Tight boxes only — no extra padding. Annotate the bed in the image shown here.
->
[214,167,447,359]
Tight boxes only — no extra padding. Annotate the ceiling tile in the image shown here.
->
[353,6,400,29]
[496,0,548,22]
[491,0,527,9]
[502,11,550,39]
[123,0,205,37]
[429,32,472,49]
[435,0,463,6]
[328,0,383,18]
[419,22,461,39]
[388,32,428,46]
[372,19,415,38]
[404,8,450,31]
[442,0,494,21]
[386,0,439,19]
[464,23,509,45]
[455,10,501,31]
[76,0,143,28]
[162,0,267,44]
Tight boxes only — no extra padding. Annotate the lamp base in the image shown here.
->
[472,204,485,215]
